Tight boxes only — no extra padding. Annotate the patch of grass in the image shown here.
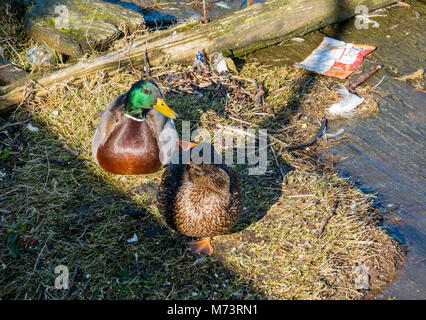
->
[0,62,403,300]
[0,1,35,72]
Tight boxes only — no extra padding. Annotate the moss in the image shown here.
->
[174,22,201,33]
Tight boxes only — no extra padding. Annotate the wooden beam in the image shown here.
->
[0,57,28,85]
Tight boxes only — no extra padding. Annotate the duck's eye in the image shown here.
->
[143,89,151,95]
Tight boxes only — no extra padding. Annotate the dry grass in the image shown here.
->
[0,1,35,72]
[0,61,403,300]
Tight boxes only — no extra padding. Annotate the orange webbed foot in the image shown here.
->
[188,237,213,256]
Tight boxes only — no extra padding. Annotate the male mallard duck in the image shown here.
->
[157,143,244,255]
[92,80,178,175]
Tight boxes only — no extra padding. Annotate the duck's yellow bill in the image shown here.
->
[153,98,177,119]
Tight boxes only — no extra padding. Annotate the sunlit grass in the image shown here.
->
[0,63,402,300]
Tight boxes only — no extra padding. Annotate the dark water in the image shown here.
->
[105,0,265,29]
[245,2,425,299]
[327,73,426,299]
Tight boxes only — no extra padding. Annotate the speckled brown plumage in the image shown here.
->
[157,161,244,239]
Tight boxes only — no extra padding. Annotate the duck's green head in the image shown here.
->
[125,80,177,119]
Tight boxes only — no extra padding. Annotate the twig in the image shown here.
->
[202,0,208,23]
[270,145,286,185]
[217,124,256,138]
[282,118,327,151]
[396,1,411,8]
[254,81,265,106]
[0,120,29,132]
[144,46,151,77]
[316,200,339,238]
[347,65,381,91]
[43,147,50,190]
[135,253,140,275]
[287,194,316,198]
[43,158,69,166]
[67,265,80,297]
[371,75,386,89]
[4,38,25,67]
[63,144,79,157]
[228,116,253,126]
[22,236,50,291]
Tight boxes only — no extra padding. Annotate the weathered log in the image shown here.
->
[1,0,398,112]
[24,0,145,57]
[0,57,28,85]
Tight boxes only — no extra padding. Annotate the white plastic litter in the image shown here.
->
[355,15,380,28]
[209,52,229,73]
[291,37,305,42]
[327,86,364,116]
[215,59,228,73]
[126,233,139,243]
[26,123,39,132]
[192,256,206,266]
[25,44,56,65]
[296,37,375,79]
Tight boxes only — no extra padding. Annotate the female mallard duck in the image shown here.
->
[92,80,178,175]
[157,143,244,255]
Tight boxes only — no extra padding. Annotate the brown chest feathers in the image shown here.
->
[97,117,162,175]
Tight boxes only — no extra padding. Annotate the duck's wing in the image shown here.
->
[158,118,178,165]
[157,163,186,230]
[223,165,244,221]
[92,92,127,163]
